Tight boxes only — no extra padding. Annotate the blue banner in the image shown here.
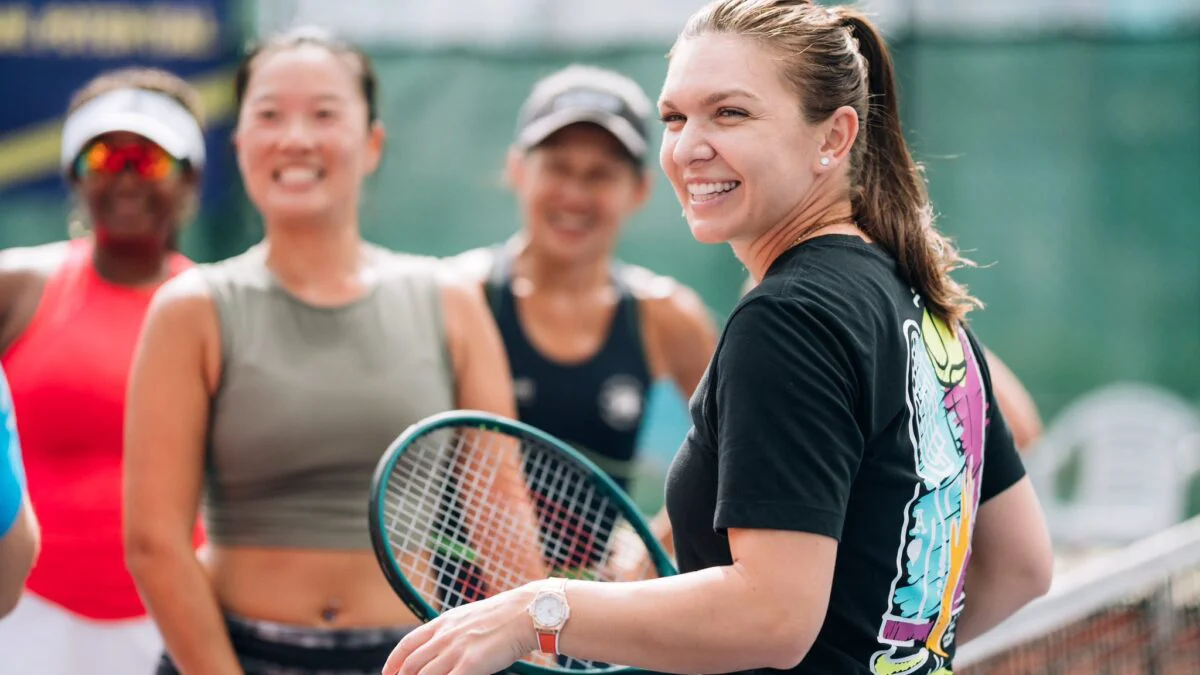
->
[0,0,242,205]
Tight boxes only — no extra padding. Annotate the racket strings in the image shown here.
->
[524,447,617,571]
[385,429,533,608]
[380,425,662,671]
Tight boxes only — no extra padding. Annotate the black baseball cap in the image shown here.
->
[515,65,653,164]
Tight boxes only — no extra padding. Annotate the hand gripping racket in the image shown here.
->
[369,410,677,674]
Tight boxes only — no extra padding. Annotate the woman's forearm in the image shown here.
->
[127,544,243,675]
[956,568,1047,645]
[557,565,820,673]
[956,584,1035,645]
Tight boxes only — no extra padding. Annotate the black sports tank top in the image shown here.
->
[484,248,653,490]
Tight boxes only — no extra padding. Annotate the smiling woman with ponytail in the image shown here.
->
[379,3,1055,675]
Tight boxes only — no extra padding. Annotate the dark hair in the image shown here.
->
[234,26,379,125]
[69,67,206,128]
[676,0,979,324]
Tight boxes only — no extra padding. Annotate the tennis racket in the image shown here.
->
[369,410,676,675]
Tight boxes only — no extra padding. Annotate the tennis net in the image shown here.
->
[957,515,1200,674]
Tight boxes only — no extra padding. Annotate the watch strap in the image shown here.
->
[537,629,559,655]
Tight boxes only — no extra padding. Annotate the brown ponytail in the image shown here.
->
[677,0,980,324]
[839,10,979,324]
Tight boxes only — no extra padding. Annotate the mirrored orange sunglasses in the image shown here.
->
[73,139,182,181]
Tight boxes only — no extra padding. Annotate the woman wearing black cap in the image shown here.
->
[448,65,717,553]
[0,67,205,673]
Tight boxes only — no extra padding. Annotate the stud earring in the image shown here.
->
[819,156,831,167]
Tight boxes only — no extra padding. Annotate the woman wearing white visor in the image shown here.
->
[0,67,206,674]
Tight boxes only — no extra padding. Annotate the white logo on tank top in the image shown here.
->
[514,377,537,406]
[598,375,643,432]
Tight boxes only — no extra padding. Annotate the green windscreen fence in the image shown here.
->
[2,33,1197,511]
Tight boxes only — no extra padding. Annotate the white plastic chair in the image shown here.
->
[1026,382,1200,548]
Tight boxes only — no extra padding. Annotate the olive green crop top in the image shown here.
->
[197,245,456,549]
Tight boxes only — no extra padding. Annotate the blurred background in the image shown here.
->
[1,0,1199,632]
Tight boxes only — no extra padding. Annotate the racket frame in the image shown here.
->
[368,410,677,675]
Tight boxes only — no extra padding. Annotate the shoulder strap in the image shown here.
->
[37,238,91,312]
[483,245,511,318]
[609,261,649,369]
[189,247,271,373]
[166,250,194,278]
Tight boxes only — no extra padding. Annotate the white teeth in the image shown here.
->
[687,181,739,197]
[551,215,590,231]
[277,167,319,185]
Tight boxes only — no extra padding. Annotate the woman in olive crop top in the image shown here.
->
[123,28,538,675]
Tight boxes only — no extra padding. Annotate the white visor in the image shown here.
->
[60,87,206,173]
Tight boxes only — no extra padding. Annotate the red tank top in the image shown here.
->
[1,237,201,620]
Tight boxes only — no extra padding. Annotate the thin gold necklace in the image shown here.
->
[791,218,858,248]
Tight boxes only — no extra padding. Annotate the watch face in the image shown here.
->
[532,594,566,626]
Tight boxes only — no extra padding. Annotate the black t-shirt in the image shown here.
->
[664,235,1027,675]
